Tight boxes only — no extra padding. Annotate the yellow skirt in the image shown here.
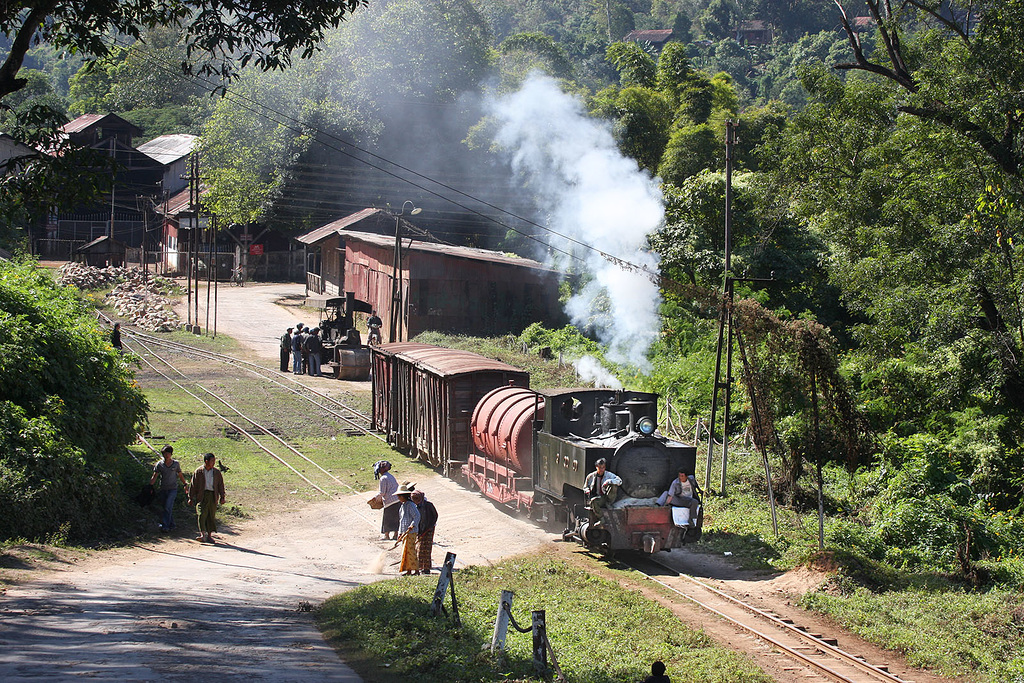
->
[399,532,419,573]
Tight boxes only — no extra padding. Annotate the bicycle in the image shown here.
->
[230,266,245,287]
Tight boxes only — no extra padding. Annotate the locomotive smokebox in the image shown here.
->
[471,386,544,474]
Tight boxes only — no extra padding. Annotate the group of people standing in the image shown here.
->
[148,446,227,544]
[280,323,325,377]
[374,460,439,576]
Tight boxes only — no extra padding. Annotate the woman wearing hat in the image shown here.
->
[396,482,421,576]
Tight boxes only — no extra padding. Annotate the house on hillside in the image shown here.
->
[51,113,164,249]
[137,133,198,196]
[734,20,774,45]
[622,29,674,50]
[297,210,564,341]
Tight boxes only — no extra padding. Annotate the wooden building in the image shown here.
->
[297,210,564,341]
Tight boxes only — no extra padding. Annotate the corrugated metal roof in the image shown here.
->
[623,29,674,42]
[138,134,198,164]
[158,186,208,216]
[62,113,141,135]
[379,343,528,378]
[337,229,555,272]
[296,208,385,245]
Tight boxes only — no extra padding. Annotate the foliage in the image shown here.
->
[606,41,656,88]
[0,260,148,541]
[801,584,1024,680]
[0,0,369,101]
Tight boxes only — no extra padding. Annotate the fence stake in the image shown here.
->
[491,590,514,653]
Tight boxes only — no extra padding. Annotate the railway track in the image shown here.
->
[97,312,383,441]
[626,556,914,683]
[97,313,386,505]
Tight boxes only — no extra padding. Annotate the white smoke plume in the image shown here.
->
[574,354,624,389]
[488,74,663,371]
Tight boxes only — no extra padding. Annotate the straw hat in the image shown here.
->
[396,482,416,495]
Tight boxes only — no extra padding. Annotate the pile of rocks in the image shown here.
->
[56,263,181,332]
[107,281,180,332]
[56,262,131,289]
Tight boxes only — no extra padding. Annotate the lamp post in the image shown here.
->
[390,201,421,343]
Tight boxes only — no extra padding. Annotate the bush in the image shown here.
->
[0,260,148,541]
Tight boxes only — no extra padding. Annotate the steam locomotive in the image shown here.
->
[370,343,702,554]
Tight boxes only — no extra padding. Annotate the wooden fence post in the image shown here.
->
[490,590,514,653]
[531,610,547,676]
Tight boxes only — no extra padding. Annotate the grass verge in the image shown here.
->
[317,552,773,683]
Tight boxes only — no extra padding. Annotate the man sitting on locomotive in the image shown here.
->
[584,458,622,520]
[668,468,700,508]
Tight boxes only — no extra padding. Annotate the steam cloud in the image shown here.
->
[488,74,664,374]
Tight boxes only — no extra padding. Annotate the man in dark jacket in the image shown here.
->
[411,490,438,574]
[280,327,293,372]
[305,327,324,377]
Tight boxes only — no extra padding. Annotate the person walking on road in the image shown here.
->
[280,327,293,372]
[291,325,304,374]
[411,490,438,574]
[149,445,188,531]
[396,483,420,576]
[188,453,226,544]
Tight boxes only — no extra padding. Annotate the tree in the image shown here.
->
[606,41,657,88]
[498,32,575,89]
[0,0,368,102]
[834,0,1024,184]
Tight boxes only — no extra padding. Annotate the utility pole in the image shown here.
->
[705,120,736,495]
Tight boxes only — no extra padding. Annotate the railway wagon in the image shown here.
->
[370,343,529,473]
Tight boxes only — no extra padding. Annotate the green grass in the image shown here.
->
[317,553,773,683]
[802,584,1024,681]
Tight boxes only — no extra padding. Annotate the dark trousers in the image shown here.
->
[280,348,290,372]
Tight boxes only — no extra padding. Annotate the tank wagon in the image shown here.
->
[371,344,702,554]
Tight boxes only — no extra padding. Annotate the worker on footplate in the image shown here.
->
[584,458,621,522]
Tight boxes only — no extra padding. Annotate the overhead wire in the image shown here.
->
[108,34,667,284]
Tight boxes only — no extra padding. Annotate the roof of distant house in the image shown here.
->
[62,113,141,135]
[622,29,674,43]
[138,134,198,165]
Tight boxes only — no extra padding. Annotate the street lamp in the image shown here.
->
[390,201,421,342]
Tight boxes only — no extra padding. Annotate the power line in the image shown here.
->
[108,35,665,283]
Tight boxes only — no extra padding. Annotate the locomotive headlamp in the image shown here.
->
[637,417,656,435]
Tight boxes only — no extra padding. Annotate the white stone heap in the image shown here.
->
[57,263,181,332]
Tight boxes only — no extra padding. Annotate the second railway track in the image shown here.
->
[626,555,916,683]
